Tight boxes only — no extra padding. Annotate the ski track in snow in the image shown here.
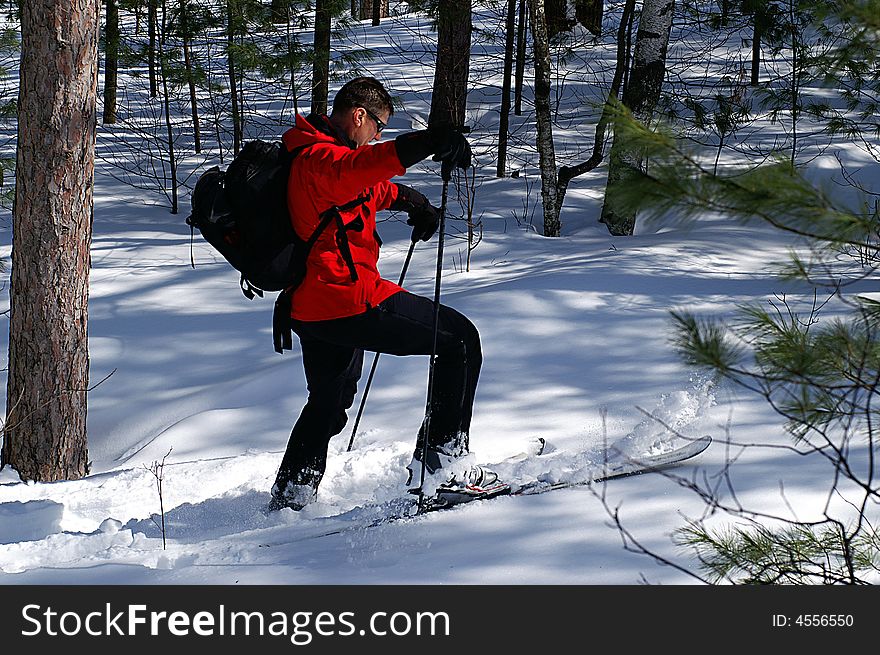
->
[0,379,715,577]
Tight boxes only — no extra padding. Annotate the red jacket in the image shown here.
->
[282,114,407,321]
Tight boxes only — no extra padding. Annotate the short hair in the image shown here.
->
[331,77,394,118]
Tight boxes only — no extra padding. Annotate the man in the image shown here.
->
[269,77,508,511]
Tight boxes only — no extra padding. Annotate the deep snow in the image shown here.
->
[0,4,876,587]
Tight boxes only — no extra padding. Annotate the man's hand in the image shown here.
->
[428,124,472,181]
[406,204,441,242]
[394,125,473,181]
[391,184,441,242]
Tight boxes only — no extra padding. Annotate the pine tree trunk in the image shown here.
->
[5,0,99,482]
[514,0,527,116]
[599,0,675,236]
[545,0,572,38]
[428,0,471,128]
[529,0,560,237]
[720,0,731,26]
[179,0,201,152]
[226,0,241,154]
[159,0,178,213]
[751,17,762,86]
[271,0,288,23]
[285,10,300,119]
[311,0,331,116]
[356,0,387,22]
[575,0,602,36]
[148,0,158,97]
[372,0,383,26]
[555,0,635,210]
[102,0,119,124]
[497,0,517,177]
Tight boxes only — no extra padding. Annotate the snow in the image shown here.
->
[0,7,875,587]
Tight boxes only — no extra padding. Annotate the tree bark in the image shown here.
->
[599,0,675,236]
[720,0,731,26]
[102,0,119,123]
[529,0,560,237]
[354,0,387,22]
[371,0,385,26]
[271,0,289,23]
[497,0,517,177]
[5,0,99,481]
[311,0,331,116]
[428,0,471,128]
[545,0,573,38]
[159,0,178,213]
[179,0,201,152]
[575,0,602,36]
[751,15,762,86]
[226,0,242,154]
[555,0,635,210]
[514,0,527,116]
[148,0,158,97]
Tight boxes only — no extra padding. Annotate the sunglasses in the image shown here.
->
[363,107,387,134]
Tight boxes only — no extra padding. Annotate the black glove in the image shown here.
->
[395,124,473,181]
[391,184,441,242]
[428,124,472,181]
[406,205,440,242]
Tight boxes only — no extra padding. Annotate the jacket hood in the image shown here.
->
[282,114,356,152]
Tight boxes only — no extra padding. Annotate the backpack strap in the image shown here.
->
[272,192,372,354]
[273,290,295,354]
[272,201,358,354]
[327,193,371,283]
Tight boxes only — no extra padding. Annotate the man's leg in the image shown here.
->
[272,337,363,509]
[292,292,482,461]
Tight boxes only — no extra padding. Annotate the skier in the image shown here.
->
[269,77,509,511]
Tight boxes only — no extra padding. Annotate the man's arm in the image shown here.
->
[302,140,405,208]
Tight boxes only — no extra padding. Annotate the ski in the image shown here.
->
[270,435,713,538]
[517,434,711,494]
[422,434,712,511]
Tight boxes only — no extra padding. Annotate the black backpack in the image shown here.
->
[187,139,312,300]
[186,139,366,352]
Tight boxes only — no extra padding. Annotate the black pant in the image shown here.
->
[274,291,482,491]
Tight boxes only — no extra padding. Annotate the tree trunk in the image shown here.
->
[545,0,572,38]
[599,0,675,236]
[355,0,387,22]
[575,0,602,36]
[529,0,560,237]
[555,0,635,210]
[102,0,119,123]
[497,0,517,177]
[284,8,300,119]
[514,0,527,116]
[720,0,731,26]
[429,0,471,128]
[371,0,385,26]
[226,0,242,154]
[5,0,99,482]
[179,0,201,152]
[159,0,178,212]
[751,16,762,86]
[271,0,288,23]
[311,0,331,116]
[148,0,158,97]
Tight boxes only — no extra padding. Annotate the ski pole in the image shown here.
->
[417,173,451,513]
[346,238,417,452]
